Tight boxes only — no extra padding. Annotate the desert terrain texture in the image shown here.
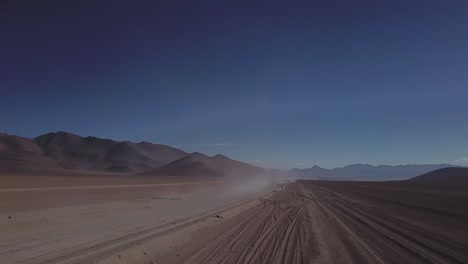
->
[1,172,468,264]
[1,132,467,263]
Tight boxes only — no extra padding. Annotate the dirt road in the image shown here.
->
[2,180,467,263]
[157,181,468,264]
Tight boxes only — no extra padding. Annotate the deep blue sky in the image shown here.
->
[1,0,467,169]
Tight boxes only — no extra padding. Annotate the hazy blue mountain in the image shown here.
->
[290,163,455,180]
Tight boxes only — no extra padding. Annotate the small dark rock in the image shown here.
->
[8,216,11,219]
[214,215,223,218]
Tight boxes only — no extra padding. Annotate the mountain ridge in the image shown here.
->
[409,167,468,186]
[290,163,456,180]
[0,131,188,174]
[141,152,263,178]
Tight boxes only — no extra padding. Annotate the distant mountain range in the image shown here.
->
[0,131,263,178]
[290,164,457,180]
[1,131,460,181]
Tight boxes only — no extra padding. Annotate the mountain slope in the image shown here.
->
[0,133,46,162]
[0,133,56,173]
[142,153,263,177]
[0,131,188,174]
[409,167,468,186]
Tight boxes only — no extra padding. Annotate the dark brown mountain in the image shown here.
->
[0,131,187,174]
[0,133,45,162]
[409,167,468,187]
[0,133,56,173]
[142,152,263,177]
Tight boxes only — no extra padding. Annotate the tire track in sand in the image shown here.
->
[166,182,468,264]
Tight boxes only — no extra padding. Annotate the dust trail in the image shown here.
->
[219,176,274,198]
[165,181,468,264]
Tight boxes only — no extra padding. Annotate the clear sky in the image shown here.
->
[1,0,467,169]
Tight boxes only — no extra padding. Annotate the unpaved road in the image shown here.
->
[156,181,468,264]
[2,180,467,264]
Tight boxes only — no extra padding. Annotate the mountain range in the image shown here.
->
[0,131,265,178]
[1,131,460,180]
[0,131,188,174]
[290,164,456,180]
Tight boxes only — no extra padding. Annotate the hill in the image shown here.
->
[409,167,468,186]
[142,153,263,178]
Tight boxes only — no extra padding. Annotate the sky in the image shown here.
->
[1,0,468,169]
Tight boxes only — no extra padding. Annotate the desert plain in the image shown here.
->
[1,172,467,264]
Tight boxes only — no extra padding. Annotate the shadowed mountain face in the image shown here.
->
[142,152,263,178]
[0,133,55,172]
[290,164,455,180]
[0,132,187,174]
[0,133,43,160]
[410,167,468,187]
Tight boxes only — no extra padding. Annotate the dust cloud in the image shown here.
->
[218,171,287,199]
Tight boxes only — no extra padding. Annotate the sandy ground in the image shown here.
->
[0,174,216,189]
[2,178,467,264]
[99,181,468,264]
[0,175,277,264]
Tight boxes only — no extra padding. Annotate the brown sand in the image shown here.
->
[103,181,468,264]
[2,179,467,264]
[0,175,276,264]
[143,181,467,264]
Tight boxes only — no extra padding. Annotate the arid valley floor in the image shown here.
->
[1,175,467,264]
